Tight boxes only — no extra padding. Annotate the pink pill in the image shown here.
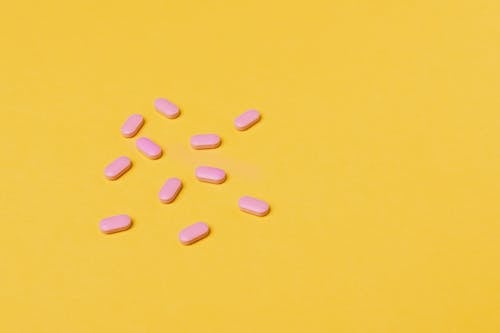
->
[195,166,226,184]
[104,156,132,180]
[238,196,270,216]
[121,114,144,138]
[179,222,210,245]
[190,133,221,149]
[136,137,162,159]
[159,177,183,204]
[99,214,132,234]
[234,109,261,131]
[154,98,180,119]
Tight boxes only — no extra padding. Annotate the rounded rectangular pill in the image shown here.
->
[234,109,261,131]
[154,98,180,119]
[121,114,144,138]
[136,137,162,159]
[104,156,132,180]
[190,134,221,149]
[100,214,132,234]
[238,196,270,216]
[159,177,183,203]
[179,222,210,245]
[195,166,226,184]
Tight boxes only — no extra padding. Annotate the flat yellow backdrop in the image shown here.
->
[0,1,499,332]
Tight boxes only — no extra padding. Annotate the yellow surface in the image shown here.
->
[0,1,499,332]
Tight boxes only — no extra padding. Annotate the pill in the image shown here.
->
[136,137,162,159]
[159,177,183,204]
[238,196,270,216]
[179,222,210,245]
[99,214,132,234]
[234,109,261,131]
[154,98,180,119]
[190,134,221,149]
[121,114,144,138]
[104,156,132,180]
[195,166,226,184]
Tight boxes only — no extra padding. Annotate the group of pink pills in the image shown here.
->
[100,98,269,245]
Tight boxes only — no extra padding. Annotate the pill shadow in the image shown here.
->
[240,209,272,220]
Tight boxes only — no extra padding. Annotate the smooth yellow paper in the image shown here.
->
[0,1,499,332]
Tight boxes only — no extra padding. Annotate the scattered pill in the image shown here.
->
[190,134,221,149]
[159,177,183,204]
[234,109,261,131]
[136,137,162,159]
[238,196,270,216]
[179,222,210,245]
[154,98,180,119]
[99,214,132,234]
[195,166,226,184]
[121,114,144,138]
[104,156,132,180]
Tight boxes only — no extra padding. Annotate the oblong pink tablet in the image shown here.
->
[121,114,144,138]
[159,177,183,203]
[179,222,210,245]
[234,109,261,131]
[238,196,270,216]
[154,98,180,119]
[104,156,132,180]
[195,166,226,184]
[136,137,162,159]
[99,214,132,234]
[190,134,221,149]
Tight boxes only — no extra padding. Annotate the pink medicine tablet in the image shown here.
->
[99,214,132,234]
[104,156,132,180]
[195,166,226,184]
[190,134,221,149]
[121,114,144,138]
[159,177,183,203]
[136,137,162,159]
[234,109,261,131]
[179,222,210,245]
[238,196,270,216]
[154,98,180,119]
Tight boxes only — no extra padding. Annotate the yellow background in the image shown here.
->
[1,0,499,332]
